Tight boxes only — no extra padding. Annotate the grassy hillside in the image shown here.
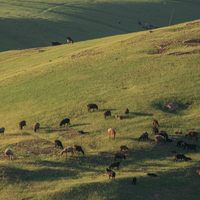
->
[0,20,200,199]
[0,0,200,52]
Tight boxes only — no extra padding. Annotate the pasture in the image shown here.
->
[0,0,200,52]
[0,20,200,199]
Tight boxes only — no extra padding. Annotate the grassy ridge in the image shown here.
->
[0,0,200,52]
[0,21,200,199]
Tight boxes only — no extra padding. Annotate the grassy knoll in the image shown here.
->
[0,20,200,199]
[0,0,200,52]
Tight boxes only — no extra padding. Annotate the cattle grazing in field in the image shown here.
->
[66,36,73,44]
[185,130,198,141]
[174,154,192,162]
[108,128,116,139]
[52,41,62,46]
[181,142,197,153]
[114,152,126,160]
[106,168,116,179]
[60,146,74,157]
[19,120,26,130]
[158,131,170,141]
[119,145,129,152]
[147,173,157,177]
[54,140,64,149]
[152,119,159,127]
[60,118,71,127]
[155,135,166,144]
[124,108,129,115]
[33,122,40,132]
[87,104,98,112]
[132,177,137,185]
[73,144,84,155]
[0,127,5,135]
[104,110,111,119]
[138,132,149,141]
[153,127,159,135]
[109,161,120,170]
[5,149,14,160]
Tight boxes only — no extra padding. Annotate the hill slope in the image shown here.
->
[0,21,200,199]
[0,0,200,52]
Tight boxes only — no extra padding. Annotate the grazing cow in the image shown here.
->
[104,110,111,119]
[52,41,62,46]
[106,168,116,179]
[60,146,74,157]
[66,36,73,44]
[181,142,197,153]
[73,144,84,155]
[108,128,116,139]
[132,177,137,185]
[185,131,198,141]
[155,135,166,145]
[138,132,148,141]
[19,120,26,130]
[147,173,157,177]
[33,122,40,132]
[60,118,70,127]
[138,21,142,25]
[114,152,126,160]
[124,108,129,115]
[119,145,129,152]
[5,149,14,160]
[153,127,159,135]
[109,161,120,170]
[0,127,5,135]
[158,131,169,141]
[87,104,98,112]
[54,140,64,149]
[152,119,159,127]
[174,154,186,162]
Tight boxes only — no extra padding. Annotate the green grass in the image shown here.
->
[0,0,200,52]
[0,20,200,199]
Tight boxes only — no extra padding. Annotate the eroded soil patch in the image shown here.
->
[13,139,55,155]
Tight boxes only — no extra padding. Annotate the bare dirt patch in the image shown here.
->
[13,139,55,155]
[61,128,82,139]
[153,48,170,54]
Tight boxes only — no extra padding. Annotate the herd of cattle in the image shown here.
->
[2,103,200,181]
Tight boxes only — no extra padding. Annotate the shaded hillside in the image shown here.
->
[0,0,200,52]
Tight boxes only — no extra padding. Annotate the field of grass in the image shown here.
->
[0,19,200,199]
[0,0,200,52]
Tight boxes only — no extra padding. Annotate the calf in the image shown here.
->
[119,145,129,152]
